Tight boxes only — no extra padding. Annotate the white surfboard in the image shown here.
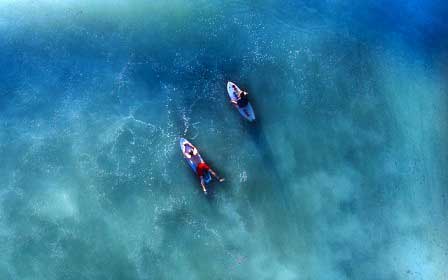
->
[227,81,256,122]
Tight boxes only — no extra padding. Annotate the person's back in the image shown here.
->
[237,91,249,108]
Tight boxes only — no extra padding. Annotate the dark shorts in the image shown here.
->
[197,162,210,177]
[237,97,249,108]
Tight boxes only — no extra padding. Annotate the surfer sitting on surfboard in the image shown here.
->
[230,84,249,108]
[183,142,225,194]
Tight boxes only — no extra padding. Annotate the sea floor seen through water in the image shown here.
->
[0,1,447,279]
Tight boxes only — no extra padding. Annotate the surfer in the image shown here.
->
[183,142,225,194]
[230,84,249,108]
[227,81,255,121]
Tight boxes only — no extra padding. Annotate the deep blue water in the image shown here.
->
[1,1,447,279]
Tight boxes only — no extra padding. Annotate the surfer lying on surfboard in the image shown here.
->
[226,81,255,121]
[183,142,225,194]
[230,84,249,108]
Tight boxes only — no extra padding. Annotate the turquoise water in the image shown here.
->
[1,1,447,279]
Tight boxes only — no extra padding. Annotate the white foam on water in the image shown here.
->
[29,184,79,222]
[1,0,447,279]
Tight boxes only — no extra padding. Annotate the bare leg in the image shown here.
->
[209,168,225,182]
[200,177,207,194]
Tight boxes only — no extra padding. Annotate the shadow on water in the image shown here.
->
[246,118,299,211]
[246,120,285,190]
[244,118,302,254]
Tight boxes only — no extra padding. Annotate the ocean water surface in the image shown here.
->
[1,0,447,279]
